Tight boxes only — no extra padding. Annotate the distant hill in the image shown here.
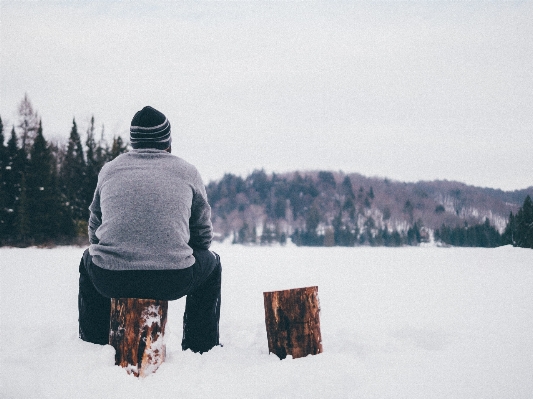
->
[206,170,532,245]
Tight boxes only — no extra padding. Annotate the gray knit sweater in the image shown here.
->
[88,149,212,270]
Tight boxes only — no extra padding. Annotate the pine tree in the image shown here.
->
[60,119,87,223]
[407,223,421,246]
[364,217,376,245]
[260,221,275,245]
[301,205,322,246]
[515,195,533,249]
[0,117,7,241]
[3,127,25,243]
[27,121,61,243]
[0,117,4,165]
[16,172,30,243]
[341,176,355,199]
[503,212,517,246]
[306,206,320,235]
[110,135,128,160]
[332,211,356,246]
[95,124,109,168]
[85,116,99,210]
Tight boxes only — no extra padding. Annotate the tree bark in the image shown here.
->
[263,286,323,360]
[109,298,168,377]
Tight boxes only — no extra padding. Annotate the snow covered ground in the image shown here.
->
[1,244,532,399]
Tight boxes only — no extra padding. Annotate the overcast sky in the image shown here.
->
[1,1,532,190]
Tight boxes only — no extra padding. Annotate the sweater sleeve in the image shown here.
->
[88,186,102,245]
[188,171,213,250]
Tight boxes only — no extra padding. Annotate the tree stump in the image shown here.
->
[263,286,323,360]
[109,298,168,377]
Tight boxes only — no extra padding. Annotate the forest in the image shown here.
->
[0,96,127,246]
[206,171,532,249]
[1,96,532,249]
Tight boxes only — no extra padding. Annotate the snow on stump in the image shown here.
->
[109,298,168,378]
[263,286,323,360]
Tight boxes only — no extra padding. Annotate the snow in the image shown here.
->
[142,304,164,328]
[1,244,532,398]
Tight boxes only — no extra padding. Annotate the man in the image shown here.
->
[78,106,221,354]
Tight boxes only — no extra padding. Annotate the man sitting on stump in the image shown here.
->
[78,106,221,354]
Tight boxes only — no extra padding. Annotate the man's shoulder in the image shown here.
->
[100,151,203,183]
[170,155,199,172]
[98,153,130,175]
[170,156,205,185]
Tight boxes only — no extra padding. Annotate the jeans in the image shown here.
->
[78,248,221,353]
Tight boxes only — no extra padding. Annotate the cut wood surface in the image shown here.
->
[109,298,168,377]
[263,286,323,360]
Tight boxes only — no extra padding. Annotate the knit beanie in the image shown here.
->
[130,106,172,150]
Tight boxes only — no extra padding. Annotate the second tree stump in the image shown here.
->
[263,286,323,360]
[109,298,168,377]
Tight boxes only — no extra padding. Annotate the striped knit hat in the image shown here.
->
[130,106,172,150]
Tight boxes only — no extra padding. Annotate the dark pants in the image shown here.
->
[78,248,221,353]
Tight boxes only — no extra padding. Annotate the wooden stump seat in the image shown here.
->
[263,286,323,360]
[109,298,168,377]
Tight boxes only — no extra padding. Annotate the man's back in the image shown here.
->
[88,149,212,271]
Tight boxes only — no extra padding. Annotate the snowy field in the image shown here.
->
[1,244,532,399]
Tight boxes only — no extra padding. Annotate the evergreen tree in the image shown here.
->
[110,135,128,160]
[3,127,24,243]
[435,220,502,247]
[60,119,86,222]
[391,230,403,246]
[0,117,4,164]
[332,211,356,246]
[341,176,356,220]
[318,171,336,190]
[407,223,421,246]
[306,205,320,234]
[85,116,99,209]
[273,198,286,219]
[238,222,248,244]
[301,205,322,246]
[260,221,275,245]
[515,195,533,249]
[502,212,517,246]
[16,172,30,243]
[287,173,319,219]
[27,121,61,243]
[343,197,356,220]
[0,117,7,241]
[95,124,109,169]
[341,176,355,199]
[248,169,270,202]
[364,217,376,245]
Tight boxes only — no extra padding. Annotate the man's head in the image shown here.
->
[130,106,172,151]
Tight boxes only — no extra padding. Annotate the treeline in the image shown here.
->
[502,195,533,249]
[207,171,435,247]
[291,222,425,247]
[434,196,533,248]
[2,96,532,250]
[434,219,503,247]
[207,170,532,249]
[0,95,128,246]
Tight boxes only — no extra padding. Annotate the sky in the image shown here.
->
[1,1,532,191]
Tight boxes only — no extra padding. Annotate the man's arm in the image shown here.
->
[188,173,213,250]
[88,188,102,245]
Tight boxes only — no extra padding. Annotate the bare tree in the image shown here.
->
[17,94,39,155]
